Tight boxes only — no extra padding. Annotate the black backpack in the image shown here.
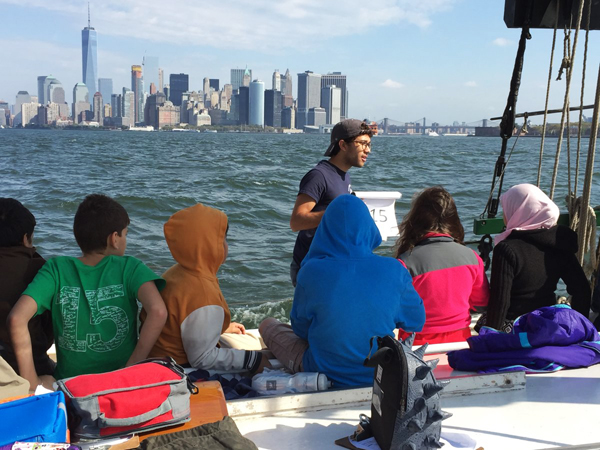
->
[363,334,451,449]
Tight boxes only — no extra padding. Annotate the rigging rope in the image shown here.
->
[574,0,593,202]
[549,0,586,200]
[537,2,560,188]
[576,63,600,275]
[483,1,533,219]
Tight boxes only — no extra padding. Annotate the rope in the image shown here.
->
[484,3,533,219]
[574,0,592,200]
[570,198,597,278]
[480,123,526,218]
[537,2,560,188]
[576,63,600,272]
[549,0,585,200]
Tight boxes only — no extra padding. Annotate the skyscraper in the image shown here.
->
[321,85,341,125]
[209,79,219,91]
[203,77,210,102]
[242,69,251,88]
[169,73,189,107]
[143,56,159,94]
[98,78,113,107]
[281,69,293,107]
[81,3,98,104]
[249,80,265,127]
[272,70,280,91]
[37,76,47,104]
[231,68,252,91]
[264,89,282,127]
[297,71,321,127]
[111,93,121,118]
[47,79,66,105]
[122,87,135,127]
[131,65,143,124]
[42,76,57,104]
[231,69,244,91]
[321,72,348,120]
[72,83,90,123]
[13,91,31,127]
[237,86,249,125]
[93,92,103,124]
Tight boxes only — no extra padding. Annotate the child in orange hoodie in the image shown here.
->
[148,203,270,374]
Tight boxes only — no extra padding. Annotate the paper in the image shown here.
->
[440,431,478,449]
[347,437,381,450]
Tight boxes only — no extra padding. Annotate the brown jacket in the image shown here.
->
[0,246,54,375]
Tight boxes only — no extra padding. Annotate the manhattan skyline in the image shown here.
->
[2,1,600,125]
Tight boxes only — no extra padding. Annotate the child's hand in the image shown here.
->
[225,322,246,334]
[39,375,56,391]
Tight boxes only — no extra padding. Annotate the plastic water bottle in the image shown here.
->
[252,369,332,394]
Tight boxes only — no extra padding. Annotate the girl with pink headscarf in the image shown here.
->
[483,184,591,331]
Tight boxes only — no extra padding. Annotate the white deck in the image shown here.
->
[232,359,600,450]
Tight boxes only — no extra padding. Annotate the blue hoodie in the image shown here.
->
[291,195,425,386]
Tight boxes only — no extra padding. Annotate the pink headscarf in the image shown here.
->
[494,183,560,245]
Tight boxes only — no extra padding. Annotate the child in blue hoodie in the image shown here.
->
[260,195,425,386]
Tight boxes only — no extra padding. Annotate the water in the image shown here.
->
[2,129,599,326]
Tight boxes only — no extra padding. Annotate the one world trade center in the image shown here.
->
[82,3,97,101]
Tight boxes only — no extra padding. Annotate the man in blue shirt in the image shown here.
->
[289,119,374,286]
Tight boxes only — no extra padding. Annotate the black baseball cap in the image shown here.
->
[324,119,365,156]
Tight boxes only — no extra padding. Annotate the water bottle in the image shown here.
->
[252,369,332,394]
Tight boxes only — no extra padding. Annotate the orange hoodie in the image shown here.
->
[149,204,260,371]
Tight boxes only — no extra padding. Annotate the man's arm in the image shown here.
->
[290,194,324,232]
[126,281,168,366]
[7,295,39,390]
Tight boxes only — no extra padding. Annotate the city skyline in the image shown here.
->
[2,1,600,125]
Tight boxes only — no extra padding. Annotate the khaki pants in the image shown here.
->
[259,318,308,373]
[0,356,29,400]
[218,332,265,351]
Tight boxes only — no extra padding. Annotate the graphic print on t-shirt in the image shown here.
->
[57,285,129,353]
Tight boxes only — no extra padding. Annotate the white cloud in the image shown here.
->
[492,38,512,47]
[425,85,436,90]
[381,79,404,89]
[464,81,477,87]
[0,0,458,52]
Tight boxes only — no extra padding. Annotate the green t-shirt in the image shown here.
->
[23,255,166,380]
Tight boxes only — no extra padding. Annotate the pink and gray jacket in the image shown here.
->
[399,234,489,334]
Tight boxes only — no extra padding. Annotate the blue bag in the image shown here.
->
[0,391,68,445]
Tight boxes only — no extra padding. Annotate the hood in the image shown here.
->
[509,225,578,253]
[303,194,381,263]
[495,183,559,245]
[164,203,227,274]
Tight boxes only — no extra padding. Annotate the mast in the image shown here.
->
[88,1,91,28]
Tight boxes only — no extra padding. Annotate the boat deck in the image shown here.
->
[231,356,600,450]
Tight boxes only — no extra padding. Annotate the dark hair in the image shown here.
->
[73,194,130,254]
[0,198,36,247]
[394,186,464,257]
[329,122,374,156]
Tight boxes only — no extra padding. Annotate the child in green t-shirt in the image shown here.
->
[8,194,167,391]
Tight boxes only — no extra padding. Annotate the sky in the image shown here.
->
[2,0,600,125]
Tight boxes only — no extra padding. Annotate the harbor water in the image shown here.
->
[1,129,599,327]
